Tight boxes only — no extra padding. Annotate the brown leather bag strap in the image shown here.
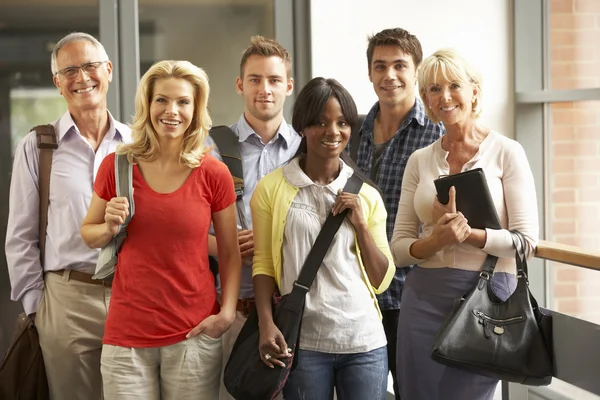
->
[32,124,58,266]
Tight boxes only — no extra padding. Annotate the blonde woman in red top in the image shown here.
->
[81,60,241,399]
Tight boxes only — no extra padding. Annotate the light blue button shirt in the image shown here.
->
[210,114,301,298]
[5,111,132,315]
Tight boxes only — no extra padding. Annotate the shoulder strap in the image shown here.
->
[510,230,529,280]
[114,153,134,230]
[349,114,366,162]
[285,173,364,312]
[32,124,58,266]
[209,125,244,200]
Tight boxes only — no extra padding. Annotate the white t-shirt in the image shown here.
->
[391,131,539,273]
[280,158,387,354]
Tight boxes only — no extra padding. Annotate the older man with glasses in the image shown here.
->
[5,32,131,400]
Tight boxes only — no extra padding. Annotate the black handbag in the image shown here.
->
[430,231,554,386]
[224,173,364,400]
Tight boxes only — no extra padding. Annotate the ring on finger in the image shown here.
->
[264,353,272,360]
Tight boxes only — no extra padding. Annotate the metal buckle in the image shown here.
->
[293,281,310,291]
[479,271,491,280]
[517,269,530,285]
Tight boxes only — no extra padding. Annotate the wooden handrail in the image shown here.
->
[535,240,600,271]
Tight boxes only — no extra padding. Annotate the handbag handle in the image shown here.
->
[479,230,529,284]
[283,172,363,313]
[510,230,530,283]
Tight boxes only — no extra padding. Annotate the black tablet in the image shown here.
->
[433,168,501,230]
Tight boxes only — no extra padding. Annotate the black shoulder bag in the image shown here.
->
[431,231,554,386]
[224,173,364,400]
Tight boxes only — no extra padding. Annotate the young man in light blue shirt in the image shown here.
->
[207,35,301,400]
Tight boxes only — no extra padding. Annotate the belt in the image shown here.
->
[237,298,256,317]
[48,270,111,287]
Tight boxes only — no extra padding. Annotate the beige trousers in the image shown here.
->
[101,333,222,400]
[36,270,110,400]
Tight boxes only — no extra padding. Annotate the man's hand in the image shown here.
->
[238,229,254,259]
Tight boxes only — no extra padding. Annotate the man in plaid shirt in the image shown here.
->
[349,28,443,399]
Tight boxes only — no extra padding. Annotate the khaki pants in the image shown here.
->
[36,270,110,400]
[101,334,222,400]
[219,311,283,400]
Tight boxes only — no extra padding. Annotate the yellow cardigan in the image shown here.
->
[250,166,395,318]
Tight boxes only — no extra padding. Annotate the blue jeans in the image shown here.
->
[282,346,388,400]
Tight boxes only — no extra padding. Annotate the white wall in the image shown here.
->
[310,0,514,138]
[138,4,273,126]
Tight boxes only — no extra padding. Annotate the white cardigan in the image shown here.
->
[390,131,539,274]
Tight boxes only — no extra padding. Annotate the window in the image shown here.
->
[515,1,600,399]
[0,0,99,357]
[137,0,275,125]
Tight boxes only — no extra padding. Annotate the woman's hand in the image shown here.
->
[332,189,366,229]
[186,311,235,340]
[430,185,471,248]
[104,197,129,235]
[258,321,291,368]
[432,186,456,223]
[432,212,472,248]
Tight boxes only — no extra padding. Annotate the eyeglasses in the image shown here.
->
[55,61,108,79]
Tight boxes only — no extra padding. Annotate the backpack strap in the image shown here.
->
[114,153,134,232]
[32,124,58,266]
[349,114,366,163]
[209,125,244,200]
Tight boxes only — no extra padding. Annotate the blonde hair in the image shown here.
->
[119,60,211,168]
[418,48,482,124]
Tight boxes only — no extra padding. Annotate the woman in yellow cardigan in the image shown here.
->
[250,77,395,400]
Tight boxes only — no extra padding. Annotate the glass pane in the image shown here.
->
[547,104,600,400]
[138,0,274,125]
[11,89,67,156]
[549,0,600,89]
[548,101,600,325]
[0,0,99,356]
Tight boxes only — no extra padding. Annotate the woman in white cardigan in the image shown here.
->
[390,48,539,400]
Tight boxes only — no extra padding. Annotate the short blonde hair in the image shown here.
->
[119,60,212,168]
[418,48,482,124]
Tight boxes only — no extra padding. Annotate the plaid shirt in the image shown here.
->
[350,99,443,310]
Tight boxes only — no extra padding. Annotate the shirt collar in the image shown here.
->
[411,97,427,126]
[363,97,427,136]
[56,110,128,143]
[235,113,295,146]
[56,111,76,142]
[283,156,355,195]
